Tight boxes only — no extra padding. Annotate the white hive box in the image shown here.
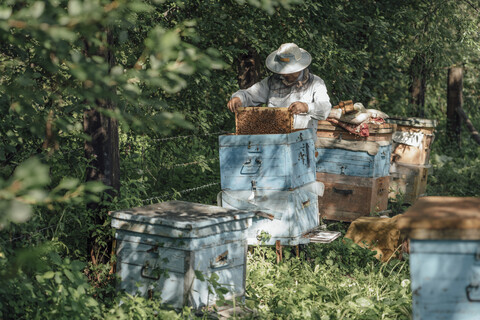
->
[111,201,254,309]
[218,181,324,245]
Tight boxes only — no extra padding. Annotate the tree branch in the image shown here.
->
[461,0,480,13]
[456,106,480,145]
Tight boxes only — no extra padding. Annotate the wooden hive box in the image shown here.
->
[386,117,437,166]
[316,172,389,222]
[389,162,430,204]
[111,201,254,309]
[398,197,480,319]
[235,107,293,135]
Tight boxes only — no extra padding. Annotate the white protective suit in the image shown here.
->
[231,69,332,131]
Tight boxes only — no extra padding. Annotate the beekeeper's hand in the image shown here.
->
[288,101,308,114]
[227,97,242,112]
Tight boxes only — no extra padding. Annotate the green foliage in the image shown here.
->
[102,293,182,320]
[1,0,480,318]
[0,245,101,320]
[246,241,411,319]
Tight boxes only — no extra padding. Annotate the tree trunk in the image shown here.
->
[447,66,463,147]
[408,54,427,117]
[84,28,120,266]
[236,48,261,89]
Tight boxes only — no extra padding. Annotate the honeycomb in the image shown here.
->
[235,107,293,135]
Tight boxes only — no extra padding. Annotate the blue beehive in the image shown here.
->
[219,129,316,191]
[398,197,480,319]
[315,138,391,178]
[111,201,255,309]
[219,181,324,245]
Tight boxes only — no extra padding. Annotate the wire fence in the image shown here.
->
[150,131,230,142]
[3,130,226,244]
[140,181,220,204]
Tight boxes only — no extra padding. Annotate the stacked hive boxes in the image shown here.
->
[219,107,324,245]
[386,117,437,204]
[111,201,254,309]
[315,120,395,222]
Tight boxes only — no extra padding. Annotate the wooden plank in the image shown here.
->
[405,228,480,240]
[316,131,393,142]
[398,196,480,233]
[317,120,395,133]
[235,107,293,135]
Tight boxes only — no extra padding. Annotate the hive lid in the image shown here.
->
[111,201,255,230]
[398,196,480,240]
[219,127,314,147]
[317,120,395,133]
[386,117,437,128]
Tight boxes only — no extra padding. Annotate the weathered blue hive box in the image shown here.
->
[398,197,480,320]
[111,201,255,309]
[219,129,316,191]
[315,120,394,178]
[315,141,391,177]
[218,181,324,246]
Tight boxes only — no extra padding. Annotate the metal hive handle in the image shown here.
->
[333,187,353,196]
[141,261,161,280]
[466,284,480,302]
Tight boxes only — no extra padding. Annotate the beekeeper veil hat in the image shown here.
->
[266,43,312,75]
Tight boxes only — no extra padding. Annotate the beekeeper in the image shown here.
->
[227,43,332,131]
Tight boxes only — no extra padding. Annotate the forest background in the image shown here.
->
[1,0,479,319]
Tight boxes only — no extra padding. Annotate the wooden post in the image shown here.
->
[275,240,283,263]
[408,54,427,117]
[447,67,463,147]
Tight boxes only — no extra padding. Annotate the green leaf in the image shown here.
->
[7,200,32,224]
[356,297,373,308]
[64,269,75,282]
[0,7,12,19]
[194,270,205,281]
[68,0,82,15]
[55,178,80,190]
[31,1,45,19]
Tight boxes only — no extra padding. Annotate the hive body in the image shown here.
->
[219,129,316,191]
[111,201,254,309]
[220,181,323,245]
[398,197,480,320]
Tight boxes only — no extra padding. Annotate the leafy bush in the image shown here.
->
[0,245,101,320]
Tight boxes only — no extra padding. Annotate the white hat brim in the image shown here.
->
[265,48,312,74]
